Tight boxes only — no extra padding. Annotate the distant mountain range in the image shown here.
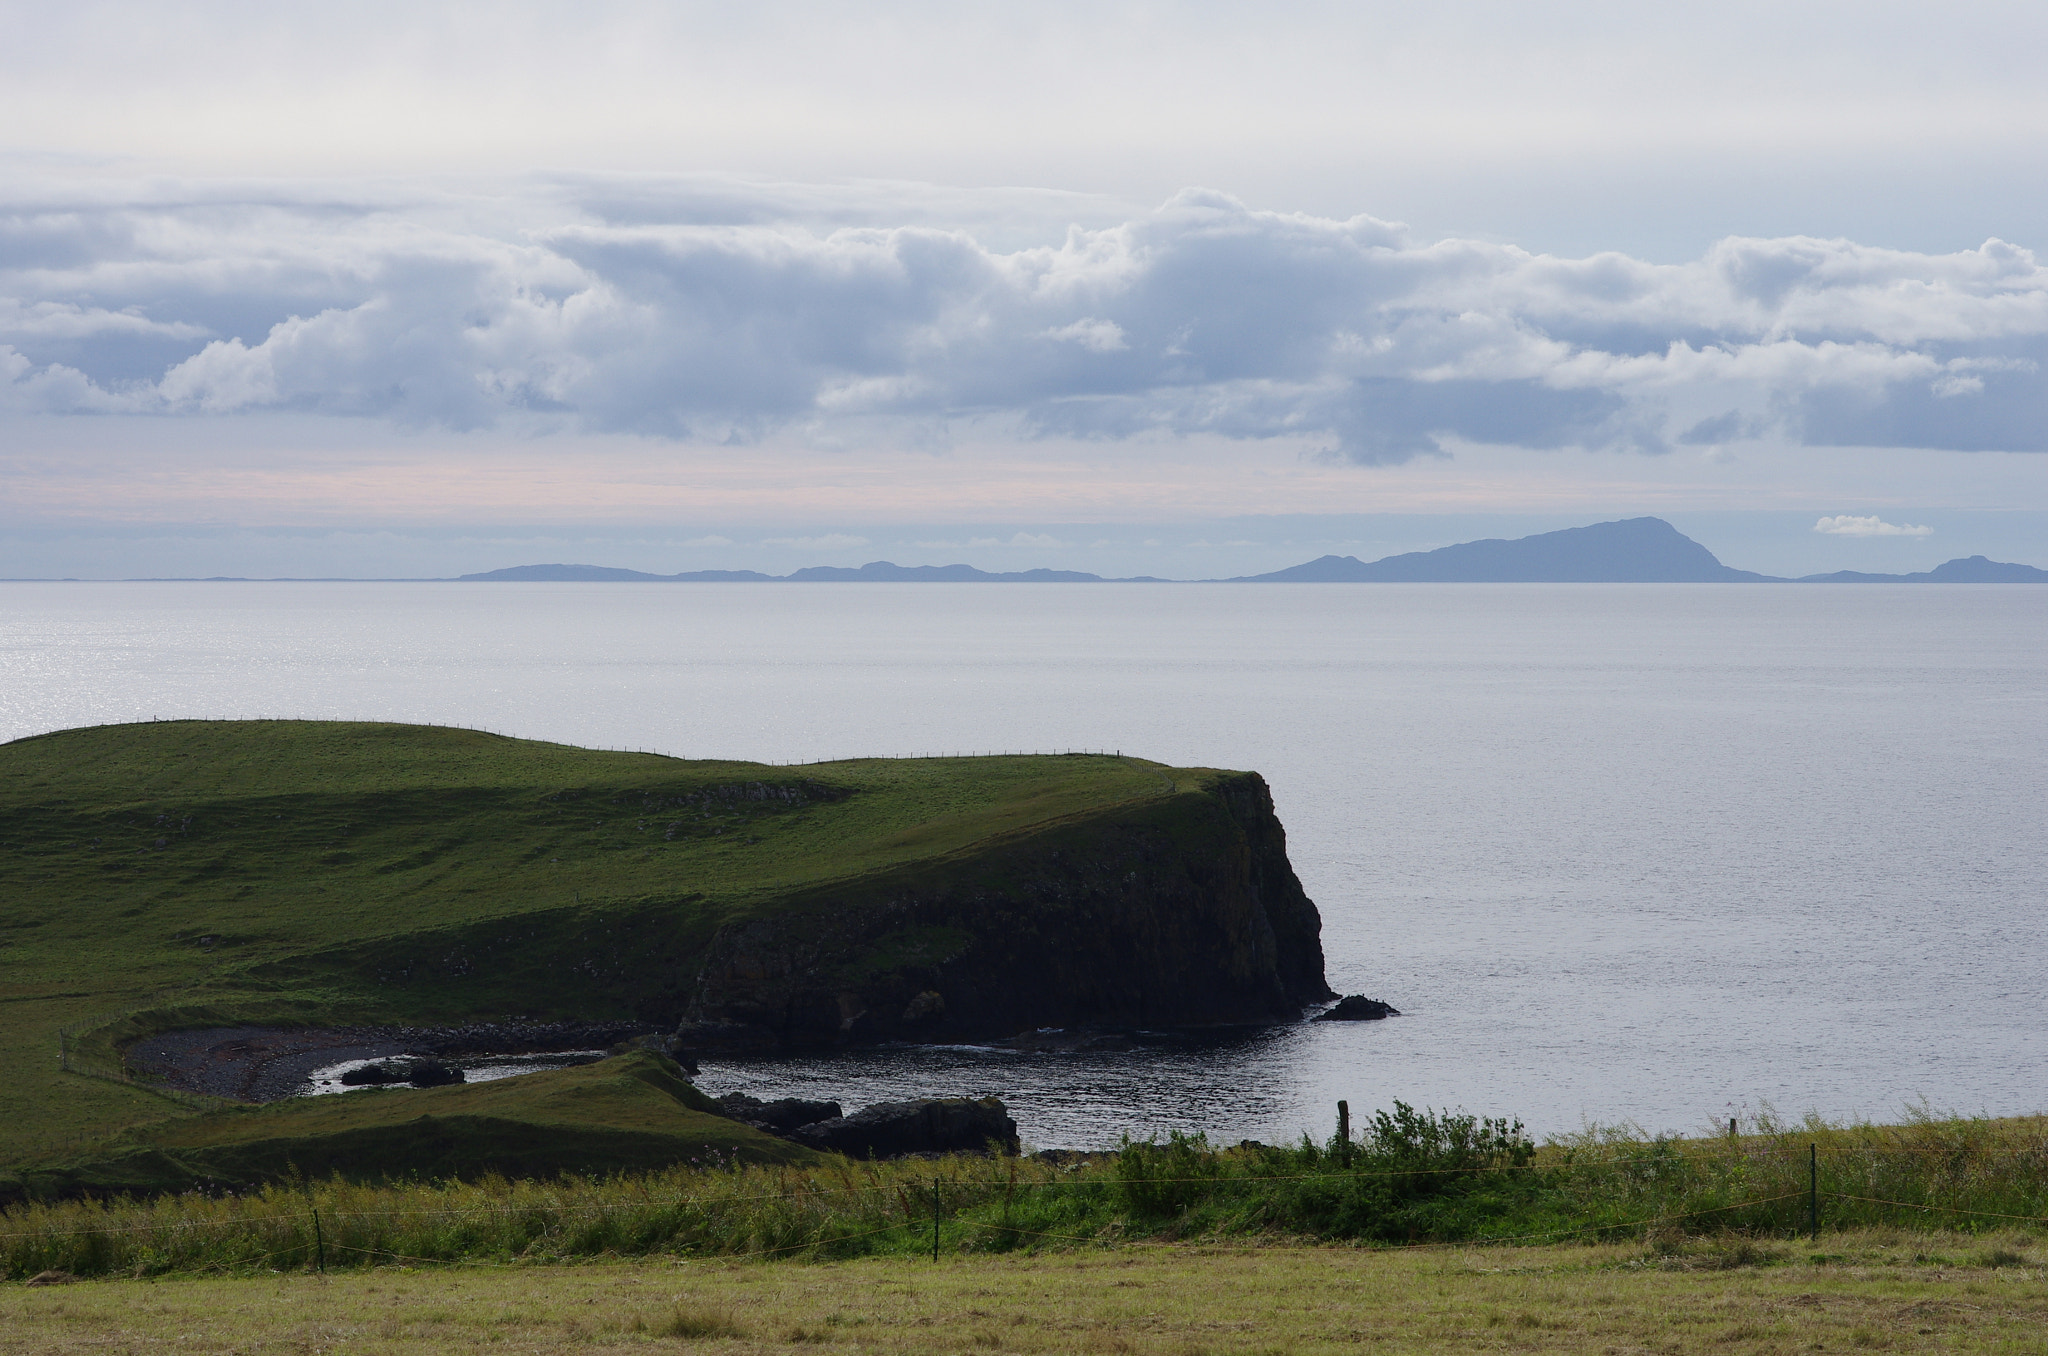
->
[457,518,2046,584]
[460,562,1167,583]
[1788,557,2048,583]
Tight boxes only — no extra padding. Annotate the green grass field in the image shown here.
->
[11,1112,2048,1353]
[0,720,1201,1173]
[11,1103,2048,1281]
[7,1235,2048,1355]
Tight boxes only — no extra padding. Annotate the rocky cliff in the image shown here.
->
[680,771,1333,1049]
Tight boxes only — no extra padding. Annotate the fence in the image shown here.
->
[55,1005,219,1113]
[9,1126,2048,1282]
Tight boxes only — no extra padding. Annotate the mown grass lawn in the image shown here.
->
[8,1231,2048,1355]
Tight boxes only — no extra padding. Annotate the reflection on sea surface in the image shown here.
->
[693,1026,1342,1151]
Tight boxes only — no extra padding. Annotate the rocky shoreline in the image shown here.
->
[125,997,1393,1105]
[122,1024,1025,1160]
[125,1020,666,1102]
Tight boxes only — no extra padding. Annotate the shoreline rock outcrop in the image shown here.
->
[714,1092,843,1135]
[1313,995,1400,1021]
[791,1097,1019,1158]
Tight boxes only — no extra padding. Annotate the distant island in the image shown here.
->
[1228,517,1769,582]
[458,518,2046,584]
[461,562,1167,583]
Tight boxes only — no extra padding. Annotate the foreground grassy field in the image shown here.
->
[0,720,1206,1169]
[9,1234,2048,1355]
[12,1106,2048,1280]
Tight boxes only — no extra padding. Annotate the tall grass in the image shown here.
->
[9,1106,2048,1280]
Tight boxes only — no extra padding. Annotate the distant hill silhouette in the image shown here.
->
[1232,518,1778,582]
[459,561,1162,583]
[459,563,774,581]
[1795,555,2048,583]
[455,524,2043,584]
[784,562,1135,582]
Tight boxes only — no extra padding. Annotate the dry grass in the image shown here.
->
[4,1229,2047,1355]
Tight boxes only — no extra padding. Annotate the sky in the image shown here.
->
[3,0,2045,578]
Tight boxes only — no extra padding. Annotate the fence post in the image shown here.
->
[932,1177,941,1263]
[1808,1143,1818,1242]
[1337,1100,1351,1167]
[311,1204,327,1274]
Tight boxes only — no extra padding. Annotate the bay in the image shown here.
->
[3,581,2043,1147]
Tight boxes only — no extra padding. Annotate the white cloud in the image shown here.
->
[1043,317,1128,352]
[3,177,2046,465]
[1813,515,1934,537]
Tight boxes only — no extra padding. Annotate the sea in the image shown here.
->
[4,581,2043,1149]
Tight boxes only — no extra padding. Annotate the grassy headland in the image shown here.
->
[1,719,1304,1177]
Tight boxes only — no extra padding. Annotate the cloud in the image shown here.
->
[1813,515,1934,537]
[1043,317,1128,352]
[3,178,2047,464]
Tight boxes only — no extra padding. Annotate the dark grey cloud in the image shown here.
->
[2,178,2043,461]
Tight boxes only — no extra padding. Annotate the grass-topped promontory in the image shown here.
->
[0,719,1312,1179]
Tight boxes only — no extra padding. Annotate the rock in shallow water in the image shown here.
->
[406,1059,465,1087]
[1313,995,1400,1021]
[338,1062,406,1086]
[793,1097,1019,1158]
[715,1092,844,1135]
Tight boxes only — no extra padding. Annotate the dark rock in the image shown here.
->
[413,1020,660,1058]
[673,1018,780,1056]
[901,989,946,1022]
[1313,995,1399,1021]
[682,771,1333,1050]
[1000,1028,1137,1053]
[339,1062,406,1086]
[405,1060,465,1087]
[794,1097,1019,1158]
[714,1092,843,1135]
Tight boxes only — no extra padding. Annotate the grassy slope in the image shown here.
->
[0,720,1200,1167]
[7,1238,2048,1354]
[22,1052,816,1196]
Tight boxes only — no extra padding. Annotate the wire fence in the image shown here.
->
[54,1003,219,1112]
[10,1141,2048,1283]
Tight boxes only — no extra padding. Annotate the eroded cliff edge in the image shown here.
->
[682,770,1335,1049]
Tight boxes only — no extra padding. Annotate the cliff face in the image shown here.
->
[683,772,1333,1049]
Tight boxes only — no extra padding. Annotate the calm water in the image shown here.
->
[4,582,2044,1146]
